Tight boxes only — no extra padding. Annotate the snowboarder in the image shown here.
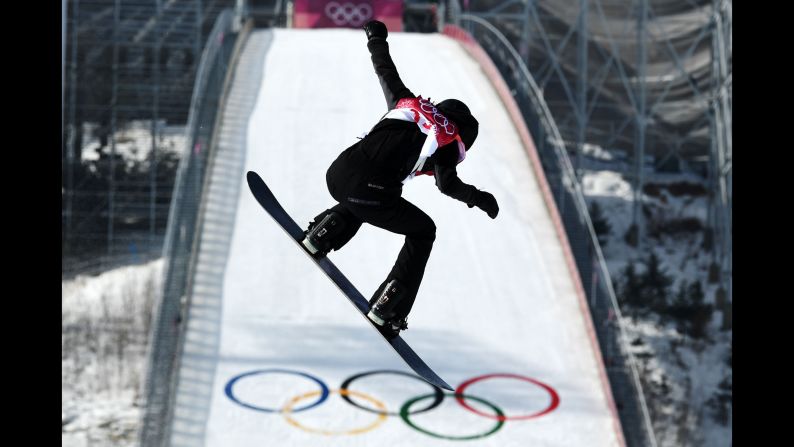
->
[302,20,499,339]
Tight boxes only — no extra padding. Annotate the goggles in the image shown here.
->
[455,135,467,164]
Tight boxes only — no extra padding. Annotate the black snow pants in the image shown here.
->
[312,156,437,321]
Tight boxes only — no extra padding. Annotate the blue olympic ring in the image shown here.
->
[224,368,330,413]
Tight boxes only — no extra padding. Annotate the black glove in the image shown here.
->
[363,20,388,41]
[469,190,499,219]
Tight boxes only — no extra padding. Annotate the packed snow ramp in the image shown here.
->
[168,28,623,446]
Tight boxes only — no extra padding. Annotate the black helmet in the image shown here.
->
[437,99,478,149]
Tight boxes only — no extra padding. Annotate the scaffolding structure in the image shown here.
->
[464,0,732,306]
[62,0,238,274]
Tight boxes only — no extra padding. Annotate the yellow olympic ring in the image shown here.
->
[282,388,387,436]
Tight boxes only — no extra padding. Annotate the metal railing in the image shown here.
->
[138,9,244,446]
[444,7,658,447]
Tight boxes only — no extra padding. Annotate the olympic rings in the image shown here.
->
[418,97,457,135]
[224,369,329,413]
[284,389,387,436]
[456,373,561,421]
[223,368,561,439]
[401,392,505,441]
[340,370,444,416]
[324,2,373,27]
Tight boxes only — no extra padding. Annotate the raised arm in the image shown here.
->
[363,20,415,110]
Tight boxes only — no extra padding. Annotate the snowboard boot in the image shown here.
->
[367,279,409,339]
[302,210,347,258]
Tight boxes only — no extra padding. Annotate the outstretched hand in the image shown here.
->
[469,191,499,219]
[363,20,388,41]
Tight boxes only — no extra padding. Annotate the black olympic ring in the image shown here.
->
[340,369,445,416]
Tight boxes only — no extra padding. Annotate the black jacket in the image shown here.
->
[326,37,481,207]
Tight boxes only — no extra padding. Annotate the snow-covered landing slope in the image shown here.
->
[170,28,623,446]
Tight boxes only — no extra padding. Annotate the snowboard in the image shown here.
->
[245,171,453,391]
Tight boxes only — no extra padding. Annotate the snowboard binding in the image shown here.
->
[377,317,408,340]
[302,210,347,258]
[367,279,409,339]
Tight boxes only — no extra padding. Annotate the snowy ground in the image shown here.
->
[80,120,186,164]
[62,260,163,447]
[580,147,732,447]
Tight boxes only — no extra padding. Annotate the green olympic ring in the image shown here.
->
[400,392,506,441]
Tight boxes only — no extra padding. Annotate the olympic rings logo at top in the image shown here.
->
[324,2,373,27]
[224,368,561,440]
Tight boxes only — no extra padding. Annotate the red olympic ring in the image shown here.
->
[455,373,561,421]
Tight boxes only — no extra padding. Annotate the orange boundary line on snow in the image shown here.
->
[442,24,627,447]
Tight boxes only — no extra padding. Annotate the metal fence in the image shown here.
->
[63,0,237,273]
[445,7,658,447]
[138,9,245,446]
